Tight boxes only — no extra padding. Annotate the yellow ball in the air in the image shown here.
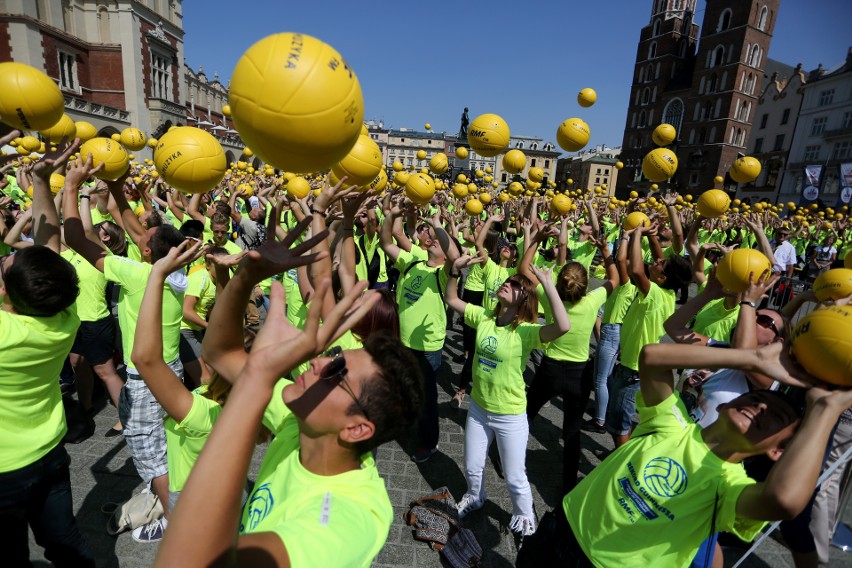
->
[80,137,130,181]
[813,269,852,302]
[791,305,852,386]
[615,161,624,170]
[228,33,364,173]
[577,88,597,108]
[697,189,731,218]
[623,211,650,230]
[153,126,227,194]
[429,153,449,174]
[110,133,121,142]
[369,168,388,193]
[452,183,468,199]
[73,121,97,142]
[416,149,427,160]
[20,136,41,152]
[652,123,676,146]
[424,123,431,130]
[716,249,772,293]
[714,175,725,184]
[642,148,678,182]
[729,156,762,183]
[455,146,469,159]
[287,176,311,199]
[120,128,147,151]
[528,167,544,183]
[465,198,484,216]
[39,114,77,144]
[479,192,492,205]
[502,149,526,174]
[556,118,590,152]
[468,114,510,157]
[392,161,404,172]
[394,171,410,186]
[330,134,383,189]
[551,194,572,216]
[0,62,65,131]
[222,104,231,117]
[405,172,435,205]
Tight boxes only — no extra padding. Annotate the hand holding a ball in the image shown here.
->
[740,270,779,305]
[751,342,825,390]
[31,137,81,181]
[65,154,105,192]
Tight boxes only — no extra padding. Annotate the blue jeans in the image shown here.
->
[592,323,621,422]
[0,444,95,567]
[408,348,443,450]
[606,364,641,436]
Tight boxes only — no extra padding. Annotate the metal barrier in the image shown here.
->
[764,275,817,326]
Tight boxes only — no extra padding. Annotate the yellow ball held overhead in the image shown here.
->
[697,189,731,218]
[729,156,762,183]
[120,128,147,151]
[642,148,678,182]
[404,172,435,205]
[416,149,427,160]
[652,123,676,146]
[79,137,129,181]
[465,198,484,216]
[623,211,650,230]
[556,118,590,152]
[715,249,772,294]
[330,134,382,189]
[39,114,77,144]
[577,88,597,108]
[791,305,852,386]
[286,176,311,199]
[502,149,526,174]
[813,268,852,302]
[551,194,572,216]
[429,152,449,174]
[0,62,65,131]
[467,114,510,157]
[615,161,624,170]
[228,32,364,173]
[369,168,388,193]
[528,167,544,183]
[153,126,227,194]
[455,146,469,159]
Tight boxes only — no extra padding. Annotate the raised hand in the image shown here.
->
[529,262,555,285]
[741,269,779,304]
[31,137,81,180]
[64,153,105,192]
[452,253,485,272]
[241,216,329,281]
[152,239,207,276]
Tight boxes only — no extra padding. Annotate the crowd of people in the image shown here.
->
[2,128,852,568]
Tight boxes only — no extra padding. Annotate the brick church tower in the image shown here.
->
[616,0,779,196]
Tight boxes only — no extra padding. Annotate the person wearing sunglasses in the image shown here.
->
[444,251,571,538]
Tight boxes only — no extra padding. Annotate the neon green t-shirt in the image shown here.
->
[465,304,542,415]
[104,255,185,368]
[481,258,516,313]
[0,308,79,472]
[126,238,142,262]
[202,217,215,246]
[283,268,308,330]
[568,240,597,274]
[165,385,221,492]
[463,260,485,292]
[61,248,109,322]
[601,281,637,325]
[395,250,448,351]
[692,298,740,344]
[89,207,114,226]
[239,380,392,567]
[619,282,676,371]
[354,233,388,285]
[538,286,607,362]
[565,392,765,567]
[181,265,216,331]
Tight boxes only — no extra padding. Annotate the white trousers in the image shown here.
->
[464,400,534,518]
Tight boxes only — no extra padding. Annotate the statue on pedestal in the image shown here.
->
[458,107,469,141]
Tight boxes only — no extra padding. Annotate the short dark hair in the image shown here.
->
[351,289,400,341]
[661,254,692,290]
[149,225,185,262]
[4,246,79,317]
[95,221,127,256]
[179,219,205,240]
[353,332,423,454]
[211,212,230,228]
[145,210,164,228]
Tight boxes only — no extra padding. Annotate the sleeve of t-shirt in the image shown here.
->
[175,392,222,437]
[517,321,544,352]
[464,304,486,329]
[632,392,693,436]
[717,470,767,541]
[588,286,608,312]
[394,248,414,272]
[262,379,294,433]
[185,271,204,298]
[103,254,147,289]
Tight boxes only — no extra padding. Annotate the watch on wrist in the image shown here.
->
[740,301,757,309]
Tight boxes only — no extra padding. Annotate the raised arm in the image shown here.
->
[615,230,631,285]
[628,225,651,295]
[661,192,684,254]
[662,278,724,346]
[583,197,600,237]
[30,139,80,252]
[685,216,702,259]
[445,255,482,316]
[743,214,778,268]
[475,212,503,259]
[380,204,403,261]
[62,155,109,272]
[592,234,619,295]
[107,172,146,246]
[3,209,34,250]
[530,264,571,342]
[186,193,207,223]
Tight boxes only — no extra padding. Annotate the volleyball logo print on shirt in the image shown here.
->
[241,483,275,533]
[643,457,688,498]
[479,336,498,355]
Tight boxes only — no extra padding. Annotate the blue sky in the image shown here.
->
[184,0,851,153]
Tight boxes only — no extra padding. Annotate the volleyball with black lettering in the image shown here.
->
[556,118,590,152]
[229,33,364,173]
[153,127,226,194]
[39,114,77,144]
[405,173,435,205]
[652,123,676,147]
[813,268,852,302]
[791,305,852,386]
[468,114,510,157]
[79,137,130,181]
[642,148,678,182]
[120,127,148,151]
[0,62,65,131]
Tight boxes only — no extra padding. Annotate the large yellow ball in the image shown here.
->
[502,149,526,174]
[623,211,650,230]
[75,121,98,142]
[845,251,852,269]
[468,114,510,157]
[229,33,364,173]
[405,172,435,205]
[0,62,65,131]
[20,136,42,152]
[153,127,227,194]
[697,189,731,218]
[479,192,492,205]
[120,127,147,151]
[465,198,484,216]
[39,114,77,144]
[729,156,762,183]
[498,192,510,203]
[455,146,469,159]
[452,183,468,198]
[716,249,772,293]
[330,134,382,189]
[429,153,448,174]
[642,148,678,182]
[392,161,404,172]
[813,268,852,302]
[80,137,130,181]
[416,149,427,160]
[368,168,388,193]
[394,171,410,186]
[528,167,544,183]
[791,306,852,386]
[556,118,590,152]
[551,194,572,216]
[508,181,524,196]
[577,88,597,108]
[652,123,677,146]
[286,176,311,199]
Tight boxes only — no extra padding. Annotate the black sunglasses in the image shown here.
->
[756,313,780,338]
[319,346,370,421]
[505,279,524,291]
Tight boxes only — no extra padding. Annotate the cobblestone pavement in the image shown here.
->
[28,309,852,567]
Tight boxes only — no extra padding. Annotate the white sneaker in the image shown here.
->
[509,515,537,537]
[456,493,484,518]
[131,517,168,543]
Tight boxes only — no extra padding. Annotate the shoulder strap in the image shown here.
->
[402,260,444,301]
[403,259,425,277]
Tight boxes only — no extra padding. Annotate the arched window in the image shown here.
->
[662,97,685,138]
[745,73,755,94]
[639,67,645,83]
[643,87,651,105]
[729,127,736,144]
[728,44,735,63]
[647,64,654,82]
[710,45,725,68]
[516,142,524,149]
[648,41,657,60]
[648,109,655,124]
[739,101,751,122]
[699,76,706,93]
[652,86,658,102]
[638,111,647,128]
[653,19,661,36]
[656,0,666,14]
[708,73,718,93]
[656,62,661,78]
[714,98,722,118]
[720,71,728,90]
[693,103,701,121]
[757,6,768,30]
[717,8,732,31]
[689,129,696,144]
[531,143,538,150]
[736,128,746,146]
[749,45,761,67]
[635,90,641,105]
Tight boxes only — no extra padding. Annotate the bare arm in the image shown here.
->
[662,280,723,345]
[629,226,651,296]
[186,193,206,223]
[662,193,684,254]
[380,206,403,261]
[531,264,571,342]
[31,139,80,252]
[62,156,109,272]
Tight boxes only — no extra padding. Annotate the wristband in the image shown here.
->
[80,194,91,199]
[740,301,757,309]
[449,272,461,278]
[310,208,326,217]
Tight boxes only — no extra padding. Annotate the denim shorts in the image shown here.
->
[605,364,641,436]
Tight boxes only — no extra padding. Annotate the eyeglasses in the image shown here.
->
[505,279,524,291]
[0,253,10,285]
[756,313,780,338]
[319,346,370,421]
